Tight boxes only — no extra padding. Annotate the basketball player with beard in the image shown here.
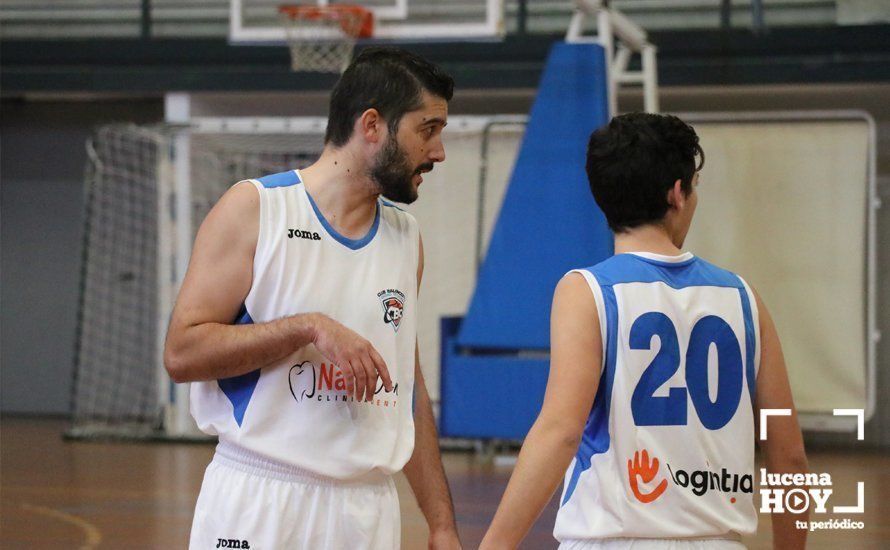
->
[164,48,461,549]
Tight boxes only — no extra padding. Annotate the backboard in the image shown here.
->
[230,0,505,43]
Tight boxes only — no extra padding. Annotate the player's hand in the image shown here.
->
[310,313,393,402]
[429,527,461,550]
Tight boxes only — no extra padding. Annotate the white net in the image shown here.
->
[69,125,168,439]
[69,117,525,439]
[279,5,372,73]
[190,131,326,230]
[70,125,326,439]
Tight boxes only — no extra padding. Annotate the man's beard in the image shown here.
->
[369,134,432,205]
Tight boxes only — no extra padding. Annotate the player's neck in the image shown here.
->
[614,224,685,257]
[299,148,379,238]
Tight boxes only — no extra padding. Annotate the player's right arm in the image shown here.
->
[480,272,602,549]
[163,182,391,401]
[752,289,808,550]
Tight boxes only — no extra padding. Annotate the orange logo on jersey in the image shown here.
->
[377,289,406,332]
[628,449,668,503]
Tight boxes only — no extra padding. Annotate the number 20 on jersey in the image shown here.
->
[630,312,744,430]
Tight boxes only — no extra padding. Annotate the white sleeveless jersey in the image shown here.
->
[190,169,420,480]
[554,252,761,543]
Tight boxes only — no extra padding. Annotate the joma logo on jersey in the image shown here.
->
[216,539,249,548]
[377,289,406,332]
[287,228,321,240]
[288,361,399,407]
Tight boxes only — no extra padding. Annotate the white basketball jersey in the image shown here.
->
[190,169,420,480]
[554,252,760,543]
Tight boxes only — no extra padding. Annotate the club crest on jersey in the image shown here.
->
[377,289,406,332]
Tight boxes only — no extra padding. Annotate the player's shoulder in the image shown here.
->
[251,169,303,189]
[572,253,654,284]
[195,180,259,254]
[689,255,748,288]
[213,179,260,217]
[378,198,418,234]
[574,252,746,289]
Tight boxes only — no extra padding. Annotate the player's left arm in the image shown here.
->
[402,234,461,549]
[752,287,808,550]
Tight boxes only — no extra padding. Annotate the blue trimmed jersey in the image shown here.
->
[190,169,420,480]
[554,252,760,543]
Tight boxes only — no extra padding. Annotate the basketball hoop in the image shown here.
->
[278,4,374,73]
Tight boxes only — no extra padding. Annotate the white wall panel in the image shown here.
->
[683,116,872,416]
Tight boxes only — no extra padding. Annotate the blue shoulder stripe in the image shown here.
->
[586,254,744,290]
[381,199,405,212]
[257,170,302,188]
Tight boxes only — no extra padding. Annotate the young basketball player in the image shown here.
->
[164,48,461,549]
[480,113,809,549]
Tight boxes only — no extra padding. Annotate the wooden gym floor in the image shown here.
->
[1,417,887,549]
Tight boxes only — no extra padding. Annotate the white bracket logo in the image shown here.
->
[759,408,865,515]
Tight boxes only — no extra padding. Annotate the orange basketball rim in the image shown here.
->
[278,4,375,39]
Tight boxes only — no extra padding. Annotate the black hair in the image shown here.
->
[585,112,704,232]
[324,47,454,146]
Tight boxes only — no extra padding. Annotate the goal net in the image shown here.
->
[69,116,525,440]
[69,125,167,439]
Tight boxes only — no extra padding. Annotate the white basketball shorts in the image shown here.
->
[189,442,400,550]
[559,538,746,550]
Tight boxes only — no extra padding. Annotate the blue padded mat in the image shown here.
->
[456,42,613,350]
[440,317,549,439]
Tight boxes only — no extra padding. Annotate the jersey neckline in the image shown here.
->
[623,251,696,266]
[297,170,381,251]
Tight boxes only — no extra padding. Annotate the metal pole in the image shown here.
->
[751,0,766,34]
[597,9,616,117]
[642,44,659,113]
[475,118,528,273]
[720,0,731,29]
[141,0,151,39]
[164,93,197,437]
[517,0,528,35]
[475,124,492,274]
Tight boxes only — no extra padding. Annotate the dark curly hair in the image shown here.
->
[325,47,454,147]
[585,113,704,232]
